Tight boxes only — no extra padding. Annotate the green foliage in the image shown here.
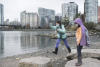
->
[67,25,77,31]
[61,17,69,27]
[84,22,96,30]
[68,22,97,31]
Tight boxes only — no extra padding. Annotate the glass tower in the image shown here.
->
[0,4,4,25]
[38,8,55,28]
[84,0,98,23]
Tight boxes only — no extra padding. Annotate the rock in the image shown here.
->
[16,58,21,60]
[19,56,52,67]
[66,49,100,59]
[65,58,100,67]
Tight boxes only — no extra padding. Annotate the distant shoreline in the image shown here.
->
[0,29,54,31]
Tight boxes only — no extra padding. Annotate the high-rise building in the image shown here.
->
[30,13,39,28]
[0,3,4,25]
[98,6,100,23]
[62,3,68,18]
[62,2,78,22]
[4,19,9,25]
[84,0,98,23]
[38,8,55,28]
[20,11,26,27]
[20,11,38,28]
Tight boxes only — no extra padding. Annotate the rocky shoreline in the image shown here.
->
[0,45,100,67]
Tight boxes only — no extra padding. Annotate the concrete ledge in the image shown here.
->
[65,58,100,67]
[19,56,52,67]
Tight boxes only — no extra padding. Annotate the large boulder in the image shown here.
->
[19,56,52,67]
[95,24,100,31]
[65,58,100,67]
[66,49,100,59]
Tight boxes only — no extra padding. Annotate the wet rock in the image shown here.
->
[66,49,100,59]
[19,56,52,67]
[95,25,100,31]
[65,58,100,67]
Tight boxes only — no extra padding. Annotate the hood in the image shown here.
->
[74,18,83,26]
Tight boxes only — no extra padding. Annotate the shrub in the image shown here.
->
[84,22,96,30]
[98,22,100,25]
[67,24,77,31]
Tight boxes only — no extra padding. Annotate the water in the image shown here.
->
[0,31,56,58]
[0,31,100,58]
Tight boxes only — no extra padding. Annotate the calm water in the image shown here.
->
[0,31,56,58]
[0,31,100,58]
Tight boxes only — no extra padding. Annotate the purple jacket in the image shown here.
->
[74,18,87,46]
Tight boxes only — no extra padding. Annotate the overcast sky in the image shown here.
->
[0,0,100,21]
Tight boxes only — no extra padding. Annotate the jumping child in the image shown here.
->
[50,21,71,55]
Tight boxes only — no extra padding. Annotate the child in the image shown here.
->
[50,21,71,54]
[74,18,89,66]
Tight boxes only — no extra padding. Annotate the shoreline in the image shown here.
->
[0,45,100,67]
[0,29,54,31]
[0,45,55,59]
[0,28,99,32]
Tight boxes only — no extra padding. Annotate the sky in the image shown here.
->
[0,0,100,21]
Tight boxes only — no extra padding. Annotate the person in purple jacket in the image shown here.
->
[74,18,89,66]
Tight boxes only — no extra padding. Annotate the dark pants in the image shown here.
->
[77,45,83,62]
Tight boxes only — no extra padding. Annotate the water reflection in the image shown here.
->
[3,31,21,57]
[20,32,55,50]
[0,31,55,58]
[0,32,4,54]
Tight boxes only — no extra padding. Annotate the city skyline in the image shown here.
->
[0,0,100,21]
